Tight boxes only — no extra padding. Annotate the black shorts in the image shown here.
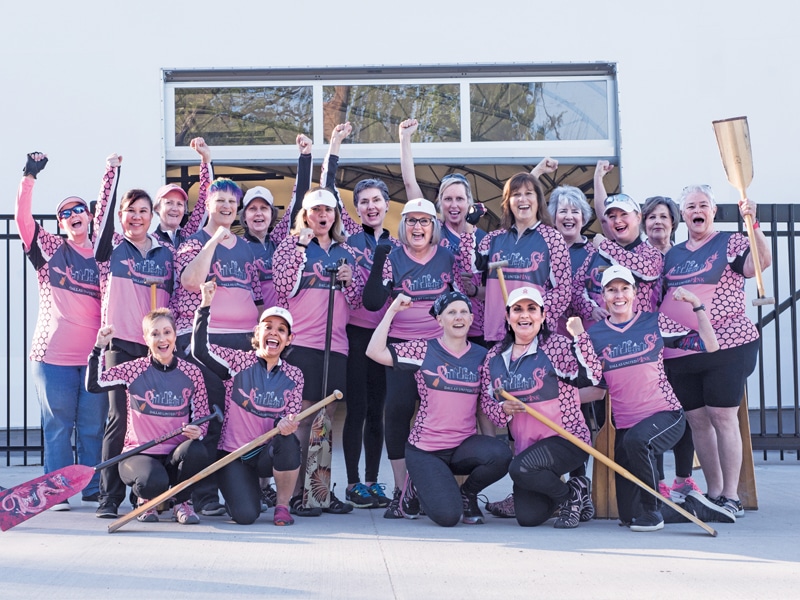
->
[283,345,347,402]
[665,340,758,411]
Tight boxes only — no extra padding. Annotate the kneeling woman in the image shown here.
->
[367,291,511,527]
[87,310,210,524]
[575,265,719,531]
[192,281,302,526]
[482,287,598,529]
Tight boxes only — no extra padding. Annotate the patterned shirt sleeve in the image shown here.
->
[181,161,211,238]
[540,225,572,322]
[657,312,706,353]
[478,345,510,428]
[180,360,211,436]
[272,235,307,305]
[340,242,365,309]
[597,237,663,281]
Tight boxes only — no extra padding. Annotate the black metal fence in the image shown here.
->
[2,206,799,466]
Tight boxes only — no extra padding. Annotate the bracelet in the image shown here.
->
[296,242,308,249]
[752,220,760,230]
[692,304,706,312]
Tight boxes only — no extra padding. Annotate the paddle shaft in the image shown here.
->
[108,391,341,533]
[488,260,509,303]
[498,389,717,537]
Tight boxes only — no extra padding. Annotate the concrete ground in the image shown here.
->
[2,439,799,599]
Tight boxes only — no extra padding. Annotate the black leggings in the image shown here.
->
[384,337,420,461]
[343,325,386,484]
[118,439,208,503]
[510,436,588,527]
[405,436,512,527]
[218,434,301,525]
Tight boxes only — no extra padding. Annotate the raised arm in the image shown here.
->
[93,153,123,260]
[739,197,772,277]
[399,119,424,200]
[181,137,212,237]
[288,134,313,227]
[180,226,230,292]
[593,160,615,238]
[321,121,360,236]
[14,152,48,249]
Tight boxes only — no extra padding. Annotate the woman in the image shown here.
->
[661,186,771,518]
[363,197,467,518]
[14,151,116,510]
[94,174,178,519]
[640,195,700,501]
[460,172,571,344]
[481,287,596,528]
[576,265,724,531]
[321,122,397,509]
[367,291,512,527]
[87,310,210,524]
[192,281,302,526]
[273,186,364,517]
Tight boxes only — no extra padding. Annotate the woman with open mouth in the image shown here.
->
[660,185,771,520]
[362,197,468,520]
[191,281,302,526]
[14,151,116,512]
[367,291,511,527]
[273,177,364,518]
[576,265,727,532]
[87,310,210,525]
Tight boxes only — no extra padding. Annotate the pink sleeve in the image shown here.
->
[182,162,211,237]
[272,235,306,304]
[541,225,572,321]
[14,177,37,249]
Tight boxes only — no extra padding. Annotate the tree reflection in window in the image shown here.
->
[174,87,313,146]
[322,84,460,144]
[471,81,608,142]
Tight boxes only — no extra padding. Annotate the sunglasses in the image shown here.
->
[58,205,88,220]
[441,173,469,184]
[405,217,433,227]
[603,193,635,207]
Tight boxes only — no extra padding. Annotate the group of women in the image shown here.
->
[17,117,770,530]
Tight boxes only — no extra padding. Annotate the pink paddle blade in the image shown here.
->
[0,465,95,532]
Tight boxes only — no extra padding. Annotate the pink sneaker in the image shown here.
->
[670,477,702,501]
[173,501,200,525]
[658,482,671,499]
[274,504,294,526]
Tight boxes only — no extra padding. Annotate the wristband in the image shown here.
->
[296,242,308,249]
[752,220,760,230]
[692,304,706,312]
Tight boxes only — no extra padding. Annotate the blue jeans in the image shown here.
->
[31,361,108,496]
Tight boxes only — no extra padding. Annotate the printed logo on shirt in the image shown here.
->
[49,251,101,298]
[489,250,547,284]
[492,366,558,403]
[401,272,450,297]
[664,252,722,286]
[211,259,251,290]
[131,388,190,418]
[236,386,286,415]
[421,363,480,394]
[254,256,273,282]
[113,255,173,291]
[600,333,659,369]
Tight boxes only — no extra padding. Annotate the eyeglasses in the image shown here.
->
[405,217,433,227]
[58,205,88,220]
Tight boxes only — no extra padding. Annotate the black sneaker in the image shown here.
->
[383,487,403,519]
[346,483,378,508]
[81,492,100,507]
[568,476,594,522]
[323,485,353,514]
[630,510,664,532]
[96,500,118,519]
[367,483,391,508]
[461,489,485,525]
[401,476,420,519]
[290,494,322,517]
[199,501,227,516]
[260,484,277,512]
[684,491,736,523]
[553,486,581,529]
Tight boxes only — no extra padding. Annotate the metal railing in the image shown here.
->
[2,207,799,465]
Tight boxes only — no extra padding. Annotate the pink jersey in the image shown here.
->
[16,166,117,365]
[481,333,595,455]
[660,231,758,358]
[389,337,494,452]
[272,235,364,354]
[87,349,209,454]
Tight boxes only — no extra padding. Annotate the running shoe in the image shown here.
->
[712,495,745,518]
[658,482,671,499]
[261,484,277,512]
[684,491,735,523]
[401,476,420,519]
[173,501,200,525]
[669,477,702,502]
[485,493,515,518]
[383,487,404,519]
[323,485,354,514]
[346,482,378,508]
[461,489,485,525]
[49,501,70,512]
[199,501,227,516]
[96,500,118,519]
[553,486,581,529]
[273,504,294,526]
[136,499,159,523]
[630,510,664,532]
[367,483,391,508]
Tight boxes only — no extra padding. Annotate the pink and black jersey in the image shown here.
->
[242,203,293,311]
[16,166,117,365]
[173,230,263,336]
[580,311,704,429]
[388,338,492,452]
[442,224,486,339]
[97,235,175,346]
[87,349,209,454]
[572,236,662,325]
[191,305,303,453]
[461,223,571,342]
[481,333,595,454]
[379,245,464,341]
[660,231,758,357]
[272,236,364,354]
[345,227,400,329]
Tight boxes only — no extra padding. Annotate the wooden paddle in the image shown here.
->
[712,116,774,306]
[499,389,717,536]
[737,389,758,510]
[108,391,341,533]
[591,392,618,519]
[488,259,510,303]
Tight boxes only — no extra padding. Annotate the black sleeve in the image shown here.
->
[85,347,126,393]
[191,305,233,380]
[362,244,392,311]
[290,153,313,227]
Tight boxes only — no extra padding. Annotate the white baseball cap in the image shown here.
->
[506,286,544,308]
[302,188,337,210]
[402,198,437,217]
[600,264,636,288]
[243,186,274,209]
[603,193,640,215]
[260,306,293,332]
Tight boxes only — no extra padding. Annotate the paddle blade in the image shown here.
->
[712,116,753,195]
[0,465,94,531]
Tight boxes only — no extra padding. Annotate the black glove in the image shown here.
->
[23,153,48,178]
[465,203,486,225]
